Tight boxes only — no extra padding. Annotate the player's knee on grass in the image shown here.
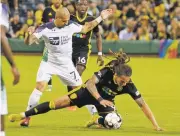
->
[76,64,86,76]
[36,81,47,92]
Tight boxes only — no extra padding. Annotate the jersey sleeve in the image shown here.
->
[33,24,46,39]
[122,82,141,100]
[94,67,109,82]
[70,21,83,33]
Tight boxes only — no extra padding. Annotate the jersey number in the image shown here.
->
[70,71,76,80]
[78,57,86,64]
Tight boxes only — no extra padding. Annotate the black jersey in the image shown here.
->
[42,5,62,23]
[70,13,99,52]
[93,64,141,101]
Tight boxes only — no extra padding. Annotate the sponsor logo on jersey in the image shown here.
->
[73,33,87,38]
[49,36,70,45]
[60,36,71,45]
[102,87,117,96]
[49,37,59,45]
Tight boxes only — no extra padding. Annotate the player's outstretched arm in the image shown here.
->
[95,31,104,66]
[135,97,163,131]
[86,75,113,107]
[81,9,113,34]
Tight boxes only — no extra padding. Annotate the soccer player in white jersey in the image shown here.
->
[20,7,113,127]
[0,0,20,136]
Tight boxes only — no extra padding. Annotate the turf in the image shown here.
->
[2,55,180,136]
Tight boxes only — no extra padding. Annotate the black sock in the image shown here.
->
[48,79,52,85]
[98,117,106,127]
[25,102,52,117]
[67,86,73,92]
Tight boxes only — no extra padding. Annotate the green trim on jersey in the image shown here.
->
[42,47,48,62]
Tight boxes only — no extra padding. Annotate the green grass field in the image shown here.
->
[2,55,180,136]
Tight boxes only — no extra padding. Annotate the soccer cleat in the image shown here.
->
[85,114,99,128]
[8,114,24,122]
[67,106,77,111]
[45,85,52,92]
[20,117,31,127]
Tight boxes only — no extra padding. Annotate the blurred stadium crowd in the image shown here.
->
[7,0,180,41]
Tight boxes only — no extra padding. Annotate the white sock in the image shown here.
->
[85,105,98,115]
[0,131,5,136]
[26,88,42,111]
[48,85,52,89]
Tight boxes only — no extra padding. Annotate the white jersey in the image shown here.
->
[33,21,83,65]
[0,3,9,29]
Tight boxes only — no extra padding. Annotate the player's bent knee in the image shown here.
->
[77,65,86,76]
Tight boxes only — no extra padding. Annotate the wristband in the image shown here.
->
[95,16,103,24]
[14,9,19,15]
[97,97,103,102]
[98,52,102,56]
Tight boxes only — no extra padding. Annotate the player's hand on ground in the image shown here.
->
[100,99,114,107]
[27,26,36,35]
[11,66,20,85]
[97,55,104,66]
[100,9,113,20]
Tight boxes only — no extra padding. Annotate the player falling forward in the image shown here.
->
[20,7,113,127]
[9,50,163,131]
[0,0,20,136]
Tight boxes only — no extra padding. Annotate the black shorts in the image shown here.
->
[68,87,115,117]
[72,50,90,68]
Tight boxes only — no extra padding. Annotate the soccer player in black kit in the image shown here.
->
[71,0,104,76]
[67,0,104,113]
[9,50,163,131]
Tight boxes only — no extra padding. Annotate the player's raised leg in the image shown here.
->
[9,95,72,122]
[20,61,52,127]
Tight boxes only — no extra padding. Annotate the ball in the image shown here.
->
[104,112,122,129]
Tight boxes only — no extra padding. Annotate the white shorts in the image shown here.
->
[36,61,82,86]
[0,85,8,115]
[0,3,9,30]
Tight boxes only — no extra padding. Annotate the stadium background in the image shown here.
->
[2,0,180,136]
